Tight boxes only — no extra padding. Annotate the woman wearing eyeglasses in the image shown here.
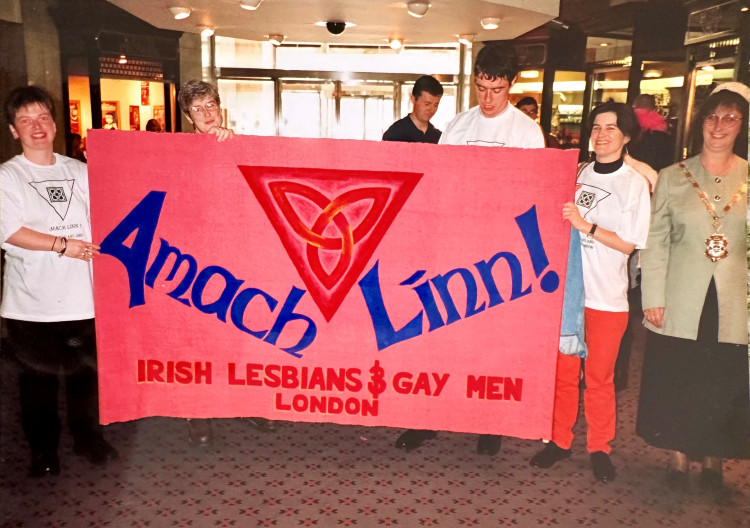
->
[178,80,234,141]
[637,83,750,492]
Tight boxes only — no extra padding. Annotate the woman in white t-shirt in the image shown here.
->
[1,86,118,477]
[529,101,651,483]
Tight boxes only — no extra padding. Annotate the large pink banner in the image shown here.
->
[87,131,577,440]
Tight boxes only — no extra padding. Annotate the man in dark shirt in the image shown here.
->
[382,75,443,143]
[383,75,443,453]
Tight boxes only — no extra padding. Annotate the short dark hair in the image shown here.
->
[693,89,748,157]
[474,43,519,82]
[412,75,443,98]
[4,85,55,126]
[178,80,221,115]
[516,97,538,109]
[589,101,641,141]
[632,94,657,111]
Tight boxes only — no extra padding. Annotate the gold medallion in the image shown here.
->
[705,233,728,261]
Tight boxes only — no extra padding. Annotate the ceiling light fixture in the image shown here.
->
[168,7,191,20]
[200,26,215,38]
[406,2,431,18]
[118,55,127,64]
[700,65,715,72]
[480,17,501,30]
[316,21,355,34]
[268,34,285,46]
[520,70,539,79]
[458,34,474,46]
[389,38,403,50]
[600,42,609,47]
[643,69,662,78]
[239,0,263,10]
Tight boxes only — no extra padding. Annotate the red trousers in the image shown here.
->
[551,308,628,454]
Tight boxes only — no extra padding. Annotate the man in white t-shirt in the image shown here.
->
[439,44,544,149]
[396,44,544,457]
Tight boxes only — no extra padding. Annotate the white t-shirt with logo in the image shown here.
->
[439,105,545,148]
[0,153,95,322]
[575,162,650,312]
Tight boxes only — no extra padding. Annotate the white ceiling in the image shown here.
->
[106,0,560,46]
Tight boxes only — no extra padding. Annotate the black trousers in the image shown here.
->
[4,318,101,454]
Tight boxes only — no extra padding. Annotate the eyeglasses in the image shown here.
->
[190,101,219,115]
[704,113,741,127]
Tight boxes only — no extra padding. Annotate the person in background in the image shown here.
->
[145,118,163,132]
[68,133,87,162]
[438,43,544,457]
[382,75,443,143]
[383,75,444,452]
[637,83,750,493]
[516,96,560,148]
[1,86,118,477]
[529,101,650,483]
[629,93,674,173]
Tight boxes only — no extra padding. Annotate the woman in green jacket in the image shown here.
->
[637,83,750,492]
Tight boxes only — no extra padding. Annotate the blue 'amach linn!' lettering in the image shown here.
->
[358,205,559,351]
[99,191,317,358]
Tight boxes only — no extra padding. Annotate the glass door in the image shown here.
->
[280,80,336,138]
[338,82,394,140]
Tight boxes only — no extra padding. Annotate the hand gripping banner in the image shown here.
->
[87,131,578,440]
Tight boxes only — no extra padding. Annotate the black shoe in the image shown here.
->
[530,442,571,468]
[395,429,437,451]
[476,434,502,456]
[666,469,689,491]
[698,468,722,492]
[74,435,119,466]
[245,417,277,432]
[590,451,616,483]
[30,451,60,477]
[187,418,213,447]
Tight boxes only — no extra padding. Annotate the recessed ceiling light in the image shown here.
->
[168,7,191,20]
[200,26,215,38]
[520,70,539,79]
[268,34,285,46]
[118,55,127,64]
[643,69,662,78]
[600,42,609,47]
[458,34,474,46]
[700,65,715,71]
[406,2,431,18]
[480,17,501,30]
[240,0,263,10]
[389,37,403,50]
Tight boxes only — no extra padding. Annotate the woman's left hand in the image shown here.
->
[562,202,588,232]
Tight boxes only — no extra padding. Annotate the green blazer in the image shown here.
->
[640,155,748,345]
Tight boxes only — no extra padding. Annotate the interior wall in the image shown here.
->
[99,78,165,131]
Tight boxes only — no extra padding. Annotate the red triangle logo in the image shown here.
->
[238,166,423,322]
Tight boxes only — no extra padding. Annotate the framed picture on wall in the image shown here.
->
[69,100,81,135]
[102,101,119,130]
[141,82,150,106]
[153,105,165,131]
[129,105,141,131]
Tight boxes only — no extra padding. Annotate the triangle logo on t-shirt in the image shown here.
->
[576,184,611,219]
[28,179,75,220]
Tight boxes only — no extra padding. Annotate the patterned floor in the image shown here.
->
[1,321,748,527]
